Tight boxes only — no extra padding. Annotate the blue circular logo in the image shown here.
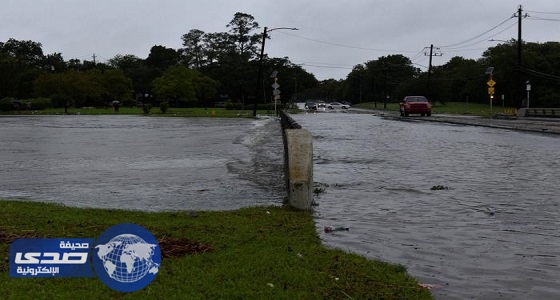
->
[92,223,161,292]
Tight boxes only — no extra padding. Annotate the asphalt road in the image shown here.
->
[352,108,560,135]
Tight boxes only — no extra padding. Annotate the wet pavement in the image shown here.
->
[363,108,560,135]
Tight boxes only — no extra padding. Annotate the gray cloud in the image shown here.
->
[1,0,558,79]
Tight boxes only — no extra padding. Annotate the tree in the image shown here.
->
[226,12,260,59]
[344,55,419,104]
[430,56,485,105]
[145,45,180,70]
[0,38,47,98]
[34,70,100,112]
[88,69,133,104]
[44,53,66,72]
[0,38,45,68]
[0,52,19,97]
[108,54,153,98]
[345,65,367,104]
[481,41,560,107]
[152,66,199,106]
[181,29,206,69]
[202,32,233,68]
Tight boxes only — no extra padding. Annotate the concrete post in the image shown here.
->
[285,129,313,211]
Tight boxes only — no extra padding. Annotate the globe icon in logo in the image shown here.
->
[95,233,160,283]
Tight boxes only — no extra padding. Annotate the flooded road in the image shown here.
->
[0,115,284,211]
[2,113,559,299]
[290,112,560,300]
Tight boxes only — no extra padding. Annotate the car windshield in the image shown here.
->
[405,97,427,102]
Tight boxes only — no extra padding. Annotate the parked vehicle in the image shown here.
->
[328,102,350,109]
[305,101,317,110]
[399,96,432,117]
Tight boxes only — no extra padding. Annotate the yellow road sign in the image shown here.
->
[487,79,496,87]
[488,87,495,95]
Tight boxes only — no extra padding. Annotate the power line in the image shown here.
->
[528,17,560,22]
[442,22,518,51]
[438,16,516,48]
[276,31,418,53]
[522,67,560,81]
[525,10,560,15]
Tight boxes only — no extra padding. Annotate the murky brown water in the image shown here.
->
[291,112,560,300]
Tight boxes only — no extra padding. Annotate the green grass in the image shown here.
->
[0,200,433,299]
[354,101,517,117]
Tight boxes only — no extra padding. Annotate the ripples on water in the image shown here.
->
[0,115,285,211]
[291,112,560,300]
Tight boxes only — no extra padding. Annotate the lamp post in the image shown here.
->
[253,26,298,117]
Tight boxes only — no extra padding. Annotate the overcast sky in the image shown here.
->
[1,0,559,80]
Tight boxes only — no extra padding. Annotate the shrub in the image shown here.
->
[142,104,152,114]
[27,97,51,110]
[159,101,169,113]
[50,94,72,109]
[225,99,243,110]
[0,97,16,111]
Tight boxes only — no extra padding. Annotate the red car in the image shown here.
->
[400,96,432,117]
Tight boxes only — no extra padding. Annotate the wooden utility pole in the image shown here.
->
[424,44,442,98]
[514,5,527,108]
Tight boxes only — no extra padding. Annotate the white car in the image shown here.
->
[327,102,350,109]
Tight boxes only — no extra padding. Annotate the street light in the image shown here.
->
[253,26,299,117]
[488,39,513,43]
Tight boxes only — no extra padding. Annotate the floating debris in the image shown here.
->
[430,185,450,191]
[324,226,349,233]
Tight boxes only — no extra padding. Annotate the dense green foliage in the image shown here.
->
[342,41,560,108]
[1,13,559,111]
[0,201,433,299]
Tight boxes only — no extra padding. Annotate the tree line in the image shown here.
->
[1,12,559,111]
[341,40,560,108]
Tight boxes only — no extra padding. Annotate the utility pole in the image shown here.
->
[514,5,527,108]
[252,27,298,117]
[424,44,442,98]
[92,53,97,65]
[253,27,267,117]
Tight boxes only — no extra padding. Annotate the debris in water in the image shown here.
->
[430,185,450,190]
[324,226,349,233]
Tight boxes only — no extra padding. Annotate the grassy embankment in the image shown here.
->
[0,200,433,299]
[354,101,516,117]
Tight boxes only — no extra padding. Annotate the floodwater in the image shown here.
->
[0,115,285,211]
[290,112,560,300]
[2,113,559,299]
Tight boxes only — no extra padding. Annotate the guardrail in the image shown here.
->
[519,108,560,118]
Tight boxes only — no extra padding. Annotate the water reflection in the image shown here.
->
[291,112,560,300]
